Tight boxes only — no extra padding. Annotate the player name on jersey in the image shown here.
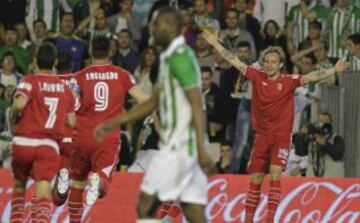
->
[85,72,119,80]
[39,82,65,92]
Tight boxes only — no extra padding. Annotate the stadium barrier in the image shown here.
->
[320,71,360,177]
[0,169,359,223]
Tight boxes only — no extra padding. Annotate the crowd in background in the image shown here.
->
[0,0,358,177]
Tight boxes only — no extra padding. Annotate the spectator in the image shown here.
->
[298,20,322,50]
[0,28,31,74]
[345,33,360,71]
[253,0,285,29]
[216,141,231,173]
[306,112,345,177]
[0,52,23,86]
[25,0,60,38]
[180,2,199,48]
[201,66,222,142]
[0,84,13,168]
[193,0,220,33]
[0,22,5,46]
[76,8,117,42]
[14,22,32,51]
[325,0,360,61]
[52,12,88,71]
[132,0,157,26]
[211,47,232,86]
[114,29,140,74]
[235,0,262,55]
[287,0,329,50]
[72,0,112,27]
[134,46,158,95]
[230,41,253,174]
[314,40,334,71]
[219,8,256,58]
[195,34,214,67]
[27,19,47,57]
[108,0,142,45]
[261,20,289,70]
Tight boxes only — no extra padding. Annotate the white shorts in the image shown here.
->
[128,150,159,173]
[140,150,207,205]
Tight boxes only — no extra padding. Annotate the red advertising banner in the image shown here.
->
[0,169,359,223]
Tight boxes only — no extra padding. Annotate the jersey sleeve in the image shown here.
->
[168,47,200,90]
[287,74,304,90]
[122,70,136,91]
[14,76,33,100]
[244,66,262,82]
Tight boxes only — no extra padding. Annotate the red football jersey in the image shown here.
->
[57,73,77,138]
[244,66,303,135]
[14,74,75,140]
[74,64,135,138]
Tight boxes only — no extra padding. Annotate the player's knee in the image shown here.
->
[250,173,264,184]
[13,180,26,194]
[269,166,282,180]
[182,204,206,223]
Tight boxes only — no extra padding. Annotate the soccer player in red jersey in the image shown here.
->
[67,36,147,223]
[52,50,78,206]
[9,43,76,223]
[202,29,350,223]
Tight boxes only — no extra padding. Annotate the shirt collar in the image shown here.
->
[161,35,185,59]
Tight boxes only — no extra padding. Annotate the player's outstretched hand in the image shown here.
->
[201,29,218,46]
[93,123,107,142]
[335,60,351,73]
[199,151,216,176]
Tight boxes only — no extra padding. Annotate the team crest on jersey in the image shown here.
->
[278,148,289,160]
[277,83,283,91]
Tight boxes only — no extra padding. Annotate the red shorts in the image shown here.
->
[247,133,291,173]
[70,134,120,181]
[59,138,75,169]
[11,137,60,181]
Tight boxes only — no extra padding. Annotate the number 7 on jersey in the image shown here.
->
[44,97,59,129]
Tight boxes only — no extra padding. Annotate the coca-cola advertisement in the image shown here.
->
[0,169,359,223]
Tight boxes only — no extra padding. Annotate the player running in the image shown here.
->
[9,43,75,223]
[66,36,147,223]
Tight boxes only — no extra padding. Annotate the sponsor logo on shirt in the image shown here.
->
[277,83,283,91]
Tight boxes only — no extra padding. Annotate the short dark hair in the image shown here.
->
[56,50,73,73]
[33,19,47,29]
[36,42,58,70]
[226,8,239,17]
[221,140,232,147]
[201,66,212,75]
[157,6,184,35]
[1,51,15,62]
[347,33,360,45]
[61,12,74,21]
[91,35,111,59]
[119,28,132,37]
[308,20,322,30]
[320,111,333,124]
[237,41,251,49]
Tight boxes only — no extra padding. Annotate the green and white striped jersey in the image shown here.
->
[26,0,60,32]
[346,55,360,71]
[287,3,329,48]
[157,36,201,156]
[326,6,360,58]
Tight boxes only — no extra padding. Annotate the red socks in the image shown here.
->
[245,183,261,223]
[36,198,52,223]
[10,192,25,223]
[68,187,84,223]
[267,180,281,222]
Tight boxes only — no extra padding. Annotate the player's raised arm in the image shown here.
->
[302,60,350,85]
[94,87,159,142]
[201,29,248,74]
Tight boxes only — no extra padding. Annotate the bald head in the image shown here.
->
[151,6,184,48]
